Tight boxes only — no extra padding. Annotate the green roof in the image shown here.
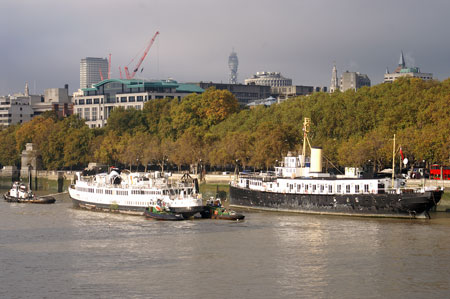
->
[82,78,203,93]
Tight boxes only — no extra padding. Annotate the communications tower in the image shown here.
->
[228,49,239,84]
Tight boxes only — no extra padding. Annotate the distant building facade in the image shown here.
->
[245,72,292,87]
[384,51,433,83]
[329,63,370,92]
[73,78,204,128]
[80,57,108,89]
[194,82,271,105]
[0,95,34,127]
[340,71,371,92]
[0,83,73,126]
[271,85,314,101]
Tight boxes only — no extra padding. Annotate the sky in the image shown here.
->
[1,0,449,95]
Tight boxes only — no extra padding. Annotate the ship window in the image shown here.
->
[346,185,351,193]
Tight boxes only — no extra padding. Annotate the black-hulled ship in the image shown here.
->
[230,119,443,219]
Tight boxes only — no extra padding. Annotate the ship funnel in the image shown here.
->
[310,147,323,173]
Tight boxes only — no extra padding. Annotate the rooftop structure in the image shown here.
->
[384,51,433,83]
[73,78,204,128]
[244,72,292,87]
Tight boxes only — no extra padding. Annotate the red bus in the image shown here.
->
[430,164,450,180]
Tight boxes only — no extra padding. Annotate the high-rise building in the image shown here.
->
[80,57,108,89]
[384,51,433,83]
[340,71,371,92]
[228,50,239,84]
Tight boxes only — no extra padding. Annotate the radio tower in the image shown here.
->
[228,49,238,84]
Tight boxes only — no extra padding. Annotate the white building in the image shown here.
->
[80,57,108,89]
[245,72,292,87]
[384,51,433,83]
[0,96,34,127]
[73,78,204,128]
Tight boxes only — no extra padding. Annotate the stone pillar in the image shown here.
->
[20,143,42,181]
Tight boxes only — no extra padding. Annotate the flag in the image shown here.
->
[399,147,404,160]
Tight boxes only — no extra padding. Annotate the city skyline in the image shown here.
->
[1,0,449,95]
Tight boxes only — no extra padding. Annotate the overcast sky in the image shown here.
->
[1,0,449,95]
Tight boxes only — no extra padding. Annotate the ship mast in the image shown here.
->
[301,118,310,167]
[392,134,396,188]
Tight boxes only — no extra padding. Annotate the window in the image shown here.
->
[137,96,143,102]
[121,97,127,102]
[77,108,82,117]
[364,184,369,193]
[86,99,92,104]
[337,185,341,193]
[355,185,360,193]
[92,107,97,121]
[84,108,90,120]
[329,185,333,193]
[79,99,85,105]
[346,185,350,193]
[94,98,99,104]
[129,96,135,102]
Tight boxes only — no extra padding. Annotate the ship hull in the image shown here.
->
[230,185,442,219]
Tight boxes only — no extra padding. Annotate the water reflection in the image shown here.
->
[1,191,449,298]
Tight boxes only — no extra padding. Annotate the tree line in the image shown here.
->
[1,78,449,172]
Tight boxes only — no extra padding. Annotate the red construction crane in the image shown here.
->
[124,31,159,79]
[99,67,104,81]
[108,53,111,79]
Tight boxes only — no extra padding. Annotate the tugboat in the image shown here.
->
[230,118,443,219]
[3,182,56,204]
[144,205,185,221]
[202,198,245,220]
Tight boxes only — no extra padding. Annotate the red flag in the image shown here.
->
[399,147,404,160]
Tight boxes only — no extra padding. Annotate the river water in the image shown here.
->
[1,190,450,299]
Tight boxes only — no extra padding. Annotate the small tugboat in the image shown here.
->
[203,198,245,221]
[3,182,56,204]
[144,205,185,221]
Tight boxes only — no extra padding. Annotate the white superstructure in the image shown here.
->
[69,170,203,215]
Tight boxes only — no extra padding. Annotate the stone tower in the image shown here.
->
[330,63,339,93]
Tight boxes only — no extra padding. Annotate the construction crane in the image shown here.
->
[108,53,111,79]
[124,31,159,80]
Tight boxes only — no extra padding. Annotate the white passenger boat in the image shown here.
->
[68,169,205,217]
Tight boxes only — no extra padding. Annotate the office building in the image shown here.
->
[80,57,108,89]
[194,82,271,105]
[340,71,371,92]
[73,78,204,128]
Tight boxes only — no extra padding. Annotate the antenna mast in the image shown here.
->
[301,118,311,167]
